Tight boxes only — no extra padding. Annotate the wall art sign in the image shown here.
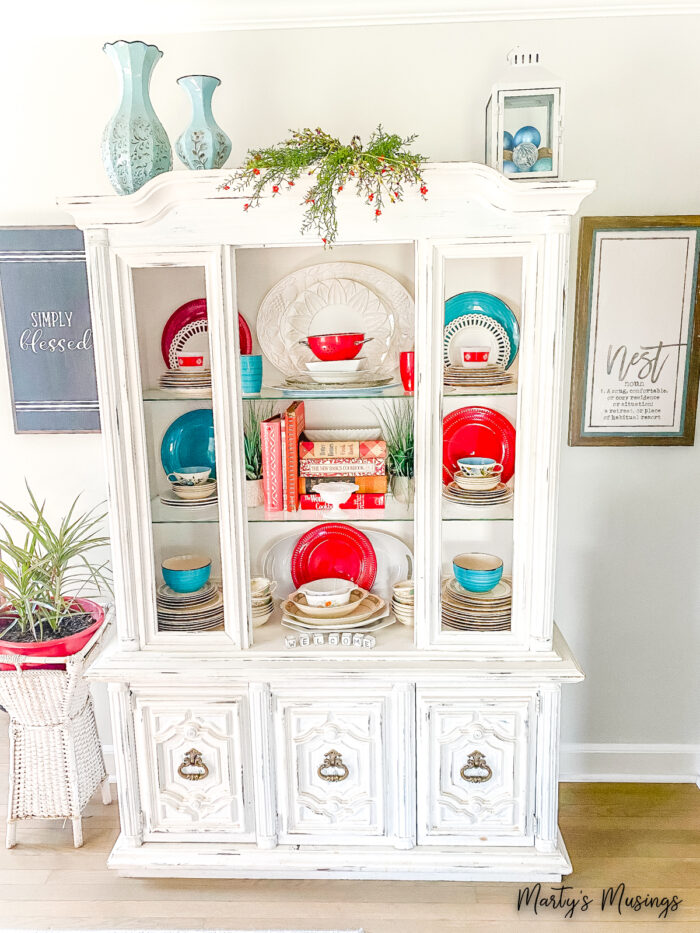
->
[569,216,700,446]
[0,227,100,433]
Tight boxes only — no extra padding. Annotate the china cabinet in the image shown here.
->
[63,163,593,880]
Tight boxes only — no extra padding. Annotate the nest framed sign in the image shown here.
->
[0,227,100,433]
[569,216,700,446]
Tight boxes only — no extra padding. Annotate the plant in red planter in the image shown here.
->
[0,488,112,666]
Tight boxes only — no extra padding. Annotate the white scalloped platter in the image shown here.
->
[443,314,511,369]
[256,262,414,379]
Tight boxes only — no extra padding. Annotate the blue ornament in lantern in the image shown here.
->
[531,157,553,173]
[502,160,519,175]
[503,130,514,151]
[513,125,541,148]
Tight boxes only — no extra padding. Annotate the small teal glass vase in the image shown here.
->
[175,75,231,170]
[101,40,172,195]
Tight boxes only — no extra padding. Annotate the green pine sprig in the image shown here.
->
[218,126,428,245]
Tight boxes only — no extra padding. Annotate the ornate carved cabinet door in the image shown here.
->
[271,685,413,847]
[133,692,254,840]
[417,690,536,845]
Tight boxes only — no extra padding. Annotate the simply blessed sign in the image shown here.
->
[0,227,99,433]
[570,217,700,446]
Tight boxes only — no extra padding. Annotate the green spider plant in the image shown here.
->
[243,400,276,481]
[0,486,112,642]
[373,399,414,478]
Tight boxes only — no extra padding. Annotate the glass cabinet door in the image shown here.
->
[120,251,238,646]
[419,241,539,650]
[228,243,418,653]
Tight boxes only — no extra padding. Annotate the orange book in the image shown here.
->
[284,400,305,511]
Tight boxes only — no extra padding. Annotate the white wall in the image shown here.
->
[1,13,699,774]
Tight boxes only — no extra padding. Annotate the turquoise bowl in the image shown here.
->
[453,552,503,593]
[162,555,212,593]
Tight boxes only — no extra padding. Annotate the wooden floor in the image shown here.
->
[0,715,698,932]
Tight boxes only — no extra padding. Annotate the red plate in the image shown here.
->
[290,522,377,590]
[442,406,516,484]
[160,298,253,368]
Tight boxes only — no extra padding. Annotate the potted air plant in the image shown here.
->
[243,400,275,508]
[0,488,112,666]
[374,399,414,505]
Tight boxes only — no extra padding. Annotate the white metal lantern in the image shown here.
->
[485,48,564,180]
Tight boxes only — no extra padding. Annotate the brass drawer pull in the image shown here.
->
[460,750,493,783]
[317,749,349,782]
[177,748,210,781]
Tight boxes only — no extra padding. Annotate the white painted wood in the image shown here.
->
[271,684,408,846]
[132,690,254,841]
[65,164,593,880]
[21,0,700,38]
[417,689,535,845]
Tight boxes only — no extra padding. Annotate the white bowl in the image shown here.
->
[308,370,374,385]
[305,357,367,374]
[299,577,356,607]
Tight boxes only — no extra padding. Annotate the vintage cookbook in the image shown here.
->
[298,457,386,477]
[299,440,387,460]
[298,493,386,511]
[260,413,283,511]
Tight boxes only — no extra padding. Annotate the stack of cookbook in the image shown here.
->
[259,406,387,512]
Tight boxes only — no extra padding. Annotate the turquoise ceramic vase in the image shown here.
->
[175,75,231,170]
[101,40,172,195]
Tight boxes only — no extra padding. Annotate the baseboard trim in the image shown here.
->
[560,743,700,785]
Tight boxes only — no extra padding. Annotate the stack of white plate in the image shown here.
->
[442,482,513,507]
[156,582,224,632]
[280,587,393,634]
[250,577,275,628]
[443,364,514,388]
[159,368,212,395]
[282,374,394,391]
[441,576,512,631]
[159,478,218,509]
[391,582,414,626]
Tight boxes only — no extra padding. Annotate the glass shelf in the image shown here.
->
[151,496,220,524]
[441,499,514,521]
[245,386,414,402]
[247,498,413,523]
[443,385,518,397]
[144,388,212,402]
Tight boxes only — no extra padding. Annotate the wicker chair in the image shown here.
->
[0,613,112,848]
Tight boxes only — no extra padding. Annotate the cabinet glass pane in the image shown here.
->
[503,91,556,174]
[439,254,522,637]
[234,243,416,652]
[132,265,225,636]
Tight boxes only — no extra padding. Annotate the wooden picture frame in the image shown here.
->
[569,216,700,446]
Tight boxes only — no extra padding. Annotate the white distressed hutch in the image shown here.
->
[63,164,593,880]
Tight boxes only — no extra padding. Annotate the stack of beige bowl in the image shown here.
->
[391,579,414,626]
[250,576,275,627]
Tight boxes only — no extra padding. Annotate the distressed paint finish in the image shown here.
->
[63,164,593,880]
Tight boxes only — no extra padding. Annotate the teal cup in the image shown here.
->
[240,354,263,394]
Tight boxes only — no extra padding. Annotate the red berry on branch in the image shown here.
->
[375,209,382,216]
[322,238,327,244]
[222,185,230,190]
[244,203,249,210]
[368,193,374,201]
[272,185,279,193]
[289,181,295,186]
[337,186,344,192]
[420,185,428,195]
[253,168,260,175]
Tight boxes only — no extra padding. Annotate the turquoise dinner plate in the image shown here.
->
[160,409,216,478]
[444,292,520,369]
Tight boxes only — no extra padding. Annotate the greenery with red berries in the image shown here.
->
[218,126,428,245]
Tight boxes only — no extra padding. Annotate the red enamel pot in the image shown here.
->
[303,332,372,362]
[0,598,105,670]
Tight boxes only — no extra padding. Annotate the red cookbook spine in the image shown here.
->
[299,457,386,477]
[284,400,306,511]
[260,414,283,511]
[298,493,386,511]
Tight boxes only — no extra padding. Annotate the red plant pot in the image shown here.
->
[306,332,367,362]
[0,598,105,670]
